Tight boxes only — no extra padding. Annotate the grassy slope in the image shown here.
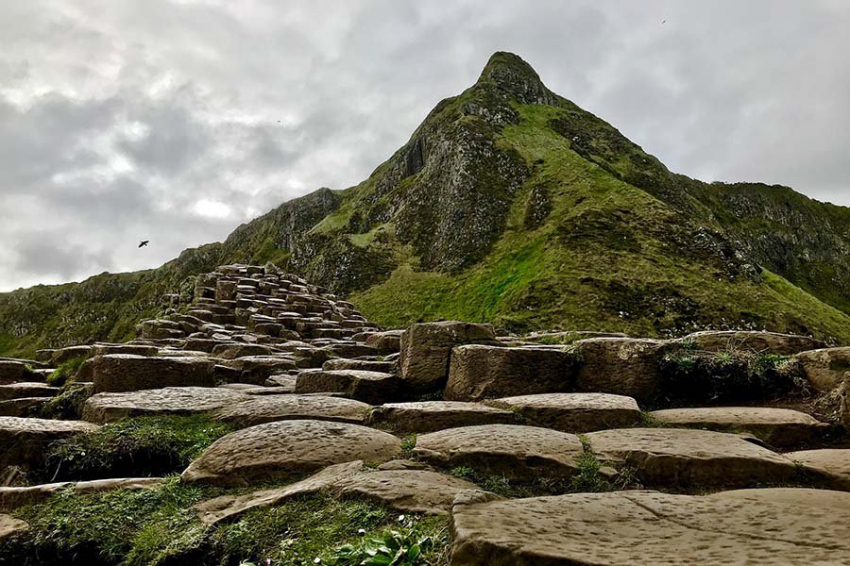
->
[353,104,850,342]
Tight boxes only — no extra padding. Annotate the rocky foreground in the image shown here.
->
[1,263,849,565]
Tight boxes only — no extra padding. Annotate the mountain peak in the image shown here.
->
[476,51,556,105]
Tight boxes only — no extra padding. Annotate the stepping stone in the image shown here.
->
[181,420,401,486]
[649,407,828,448]
[322,358,397,373]
[364,330,404,354]
[0,417,98,469]
[786,449,850,490]
[399,321,496,395]
[0,383,59,402]
[0,361,31,385]
[585,428,798,488]
[50,345,94,365]
[0,513,28,543]
[0,397,49,417]
[265,374,297,391]
[90,344,159,357]
[212,394,372,427]
[413,424,583,480]
[794,347,850,392]
[369,401,517,433]
[450,488,850,566]
[0,477,163,512]
[574,338,669,401]
[485,393,641,433]
[681,330,825,355]
[210,343,275,359]
[219,356,298,384]
[88,354,216,393]
[82,387,251,423]
[295,369,400,404]
[445,345,578,401]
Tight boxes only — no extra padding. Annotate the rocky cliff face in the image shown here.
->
[3,52,850,356]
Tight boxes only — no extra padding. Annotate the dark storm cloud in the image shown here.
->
[1,0,848,291]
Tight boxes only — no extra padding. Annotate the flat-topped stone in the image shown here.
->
[414,424,583,480]
[0,397,49,417]
[649,407,828,448]
[219,356,298,384]
[400,321,496,395]
[574,338,669,401]
[0,417,98,469]
[486,392,641,433]
[680,330,825,355]
[82,387,250,423]
[364,330,404,354]
[786,449,850,490]
[445,345,578,401]
[210,343,276,359]
[322,358,397,373]
[0,382,58,402]
[794,347,850,392]
[450,488,850,566]
[0,361,31,385]
[90,344,159,357]
[50,345,94,365]
[369,401,517,433]
[182,420,401,486]
[295,369,399,404]
[0,477,163,512]
[212,394,372,427]
[585,428,798,487]
[88,354,216,393]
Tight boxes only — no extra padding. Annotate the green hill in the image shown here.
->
[3,52,850,356]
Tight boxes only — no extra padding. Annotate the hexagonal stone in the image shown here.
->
[82,387,251,423]
[88,354,216,393]
[218,356,298,384]
[0,417,98,469]
[369,401,517,434]
[182,420,401,485]
[574,338,669,401]
[364,330,404,354]
[322,358,397,373]
[485,393,641,433]
[213,394,372,427]
[50,345,94,366]
[445,345,579,402]
[649,407,828,449]
[0,398,49,417]
[0,361,31,385]
[786,449,850,491]
[337,469,480,515]
[210,343,275,359]
[794,347,850,392]
[0,383,59,402]
[450,488,850,566]
[295,369,400,404]
[585,428,797,488]
[399,321,496,395]
[413,424,583,480]
[90,344,159,357]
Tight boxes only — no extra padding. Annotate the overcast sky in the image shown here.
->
[1,0,848,292]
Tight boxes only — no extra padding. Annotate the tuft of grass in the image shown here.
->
[33,381,93,420]
[38,415,236,482]
[47,355,87,387]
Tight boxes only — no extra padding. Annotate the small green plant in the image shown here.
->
[33,381,92,420]
[47,355,87,387]
[400,434,417,457]
[326,527,442,565]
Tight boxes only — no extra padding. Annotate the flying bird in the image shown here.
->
[662,19,667,24]
[139,240,149,248]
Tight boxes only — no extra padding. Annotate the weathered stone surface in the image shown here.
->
[0,361,30,385]
[364,330,404,354]
[399,321,496,395]
[0,397,49,417]
[90,344,159,357]
[211,343,275,359]
[649,407,828,448]
[681,330,825,355]
[265,374,298,391]
[450,488,850,566]
[0,417,98,469]
[369,401,517,433]
[574,338,669,401]
[414,424,582,480]
[486,393,641,433]
[0,477,164,512]
[0,513,28,543]
[83,387,250,423]
[338,469,480,515]
[794,347,850,392]
[445,345,578,402]
[213,394,371,427]
[786,449,850,490]
[89,354,217,393]
[295,369,399,404]
[322,358,397,373]
[219,356,298,384]
[0,382,58,402]
[50,345,94,366]
[182,420,401,485]
[586,428,798,487]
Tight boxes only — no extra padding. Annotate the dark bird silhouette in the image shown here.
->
[662,19,667,24]
[139,240,149,248]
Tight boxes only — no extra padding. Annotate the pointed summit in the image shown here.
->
[476,51,557,105]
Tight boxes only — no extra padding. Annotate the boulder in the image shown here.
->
[574,338,669,401]
[649,407,828,448]
[369,401,517,433]
[793,347,850,392]
[786,449,850,491]
[182,420,401,485]
[485,393,641,433]
[0,417,98,469]
[82,387,251,423]
[413,424,583,480]
[89,355,217,393]
[585,428,798,488]
[444,345,578,401]
[399,321,496,395]
[680,330,825,355]
[212,394,372,427]
[449,488,850,566]
[295,369,400,404]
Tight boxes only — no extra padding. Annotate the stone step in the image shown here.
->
[295,369,400,404]
[212,394,372,428]
[0,383,59,402]
[82,387,251,423]
[369,401,518,433]
[484,392,642,433]
[786,449,850,490]
[0,417,98,471]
